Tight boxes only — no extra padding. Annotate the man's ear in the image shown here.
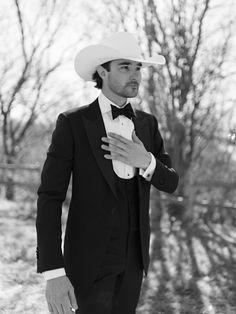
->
[96,65,107,79]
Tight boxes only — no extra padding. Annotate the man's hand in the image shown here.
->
[45,275,78,314]
[101,131,151,169]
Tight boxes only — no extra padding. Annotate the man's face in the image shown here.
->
[103,59,142,98]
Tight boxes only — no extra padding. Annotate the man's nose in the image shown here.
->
[129,69,140,81]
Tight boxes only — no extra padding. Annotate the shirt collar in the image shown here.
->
[98,92,132,115]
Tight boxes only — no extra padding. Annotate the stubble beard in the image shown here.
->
[118,83,140,98]
[108,79,140,99]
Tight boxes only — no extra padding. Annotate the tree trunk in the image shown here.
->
[5,176,15,200]
[5,156,16,201]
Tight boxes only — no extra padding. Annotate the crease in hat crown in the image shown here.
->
[74,32,165,82]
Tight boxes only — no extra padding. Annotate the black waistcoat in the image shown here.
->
[112,173,139,233]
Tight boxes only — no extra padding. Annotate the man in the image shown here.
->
[36,32,179,314]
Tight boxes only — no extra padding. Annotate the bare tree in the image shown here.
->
[140,0,236,222]
[143,0,235,190]
[0,0,81,199]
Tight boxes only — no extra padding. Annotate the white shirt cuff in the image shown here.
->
[139,152,156,181]
[43,268,66,280]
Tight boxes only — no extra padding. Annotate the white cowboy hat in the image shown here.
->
[74,32,165,82]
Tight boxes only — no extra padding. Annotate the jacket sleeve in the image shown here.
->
[150,115,179,193]
[36,113,74,273]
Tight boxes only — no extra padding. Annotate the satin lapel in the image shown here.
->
[82,99,117,198]
[133,110,150,151]
[133,110,150,199]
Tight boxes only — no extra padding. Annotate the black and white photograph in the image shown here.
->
[0,0,236,313]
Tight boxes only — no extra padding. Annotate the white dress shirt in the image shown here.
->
[43,93,156,280]
[98,92,156,179]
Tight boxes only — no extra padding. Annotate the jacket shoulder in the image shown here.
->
[135,109,158,125]
[61,104,91,118]
[58,98,98,123]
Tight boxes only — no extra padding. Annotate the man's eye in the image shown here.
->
[120,65,129,70]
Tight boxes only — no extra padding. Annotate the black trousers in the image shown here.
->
[75,230,143,314]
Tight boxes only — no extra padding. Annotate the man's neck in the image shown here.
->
[101,89,127,108]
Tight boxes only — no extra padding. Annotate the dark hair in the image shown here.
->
[92,61,111,89]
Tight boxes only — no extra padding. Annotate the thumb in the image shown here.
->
[132,130,141,143]
[68,286,78,310]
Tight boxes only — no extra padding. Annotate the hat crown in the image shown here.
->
[101,32,141,58]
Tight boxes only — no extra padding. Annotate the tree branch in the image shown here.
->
[191,0,210,68]
[14,0,27,63]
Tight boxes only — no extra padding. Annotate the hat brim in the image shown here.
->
[74,44,165,82]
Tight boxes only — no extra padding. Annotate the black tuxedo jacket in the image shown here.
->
[36,98,179,294]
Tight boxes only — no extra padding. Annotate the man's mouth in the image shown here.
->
[127,82,139,88]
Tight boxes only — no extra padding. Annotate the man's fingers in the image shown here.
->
[45,276,77,314]
[47,302,53,313]
[101,143,125,154]
[104,153,127,164]
[61,296,72,314]
[51,303,60,314]
[108,132,129,142]
[51,300,65,314]
[101,144,110,151]
[102,137,127,150]
[48,298,72,314]
[132,130,142,143]
[55,302,64,314]
[106,133,130,144]
[68,288,78,310]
